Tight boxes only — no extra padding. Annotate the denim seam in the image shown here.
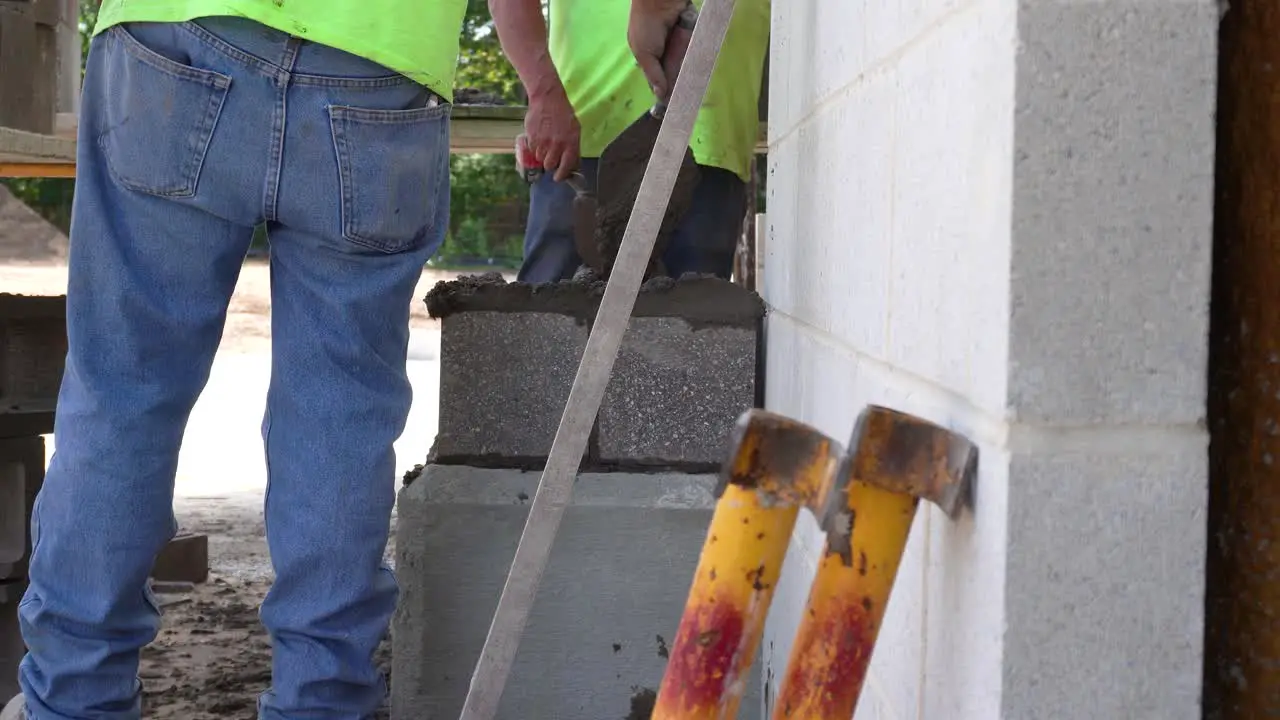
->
[95,58,231,199]
[179,20,421,89]
[262,38,300,220]
[179,20,288,83]
[111,24,231,88]
[327,103,452,126]
[262,83,286,221]
[329,108,359,250]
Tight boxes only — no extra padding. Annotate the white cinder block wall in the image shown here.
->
[758,0,1218,718]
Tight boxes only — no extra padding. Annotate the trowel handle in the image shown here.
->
[652,2,699,119]
[514,133,542,184]
[515,133,590,194]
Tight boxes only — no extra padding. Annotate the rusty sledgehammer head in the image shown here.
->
[840,405,979,519]
[717,408,843,507]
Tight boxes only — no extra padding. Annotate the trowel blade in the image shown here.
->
[595,110,700,280]
[572,192,605,274]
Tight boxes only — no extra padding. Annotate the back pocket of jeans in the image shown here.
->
[97,24,231,198]
[328,103,450,254]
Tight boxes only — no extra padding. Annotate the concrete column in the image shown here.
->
[759,0,1216,717]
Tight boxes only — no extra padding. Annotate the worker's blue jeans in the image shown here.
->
[16,18,448,720]
[517,158,748,283]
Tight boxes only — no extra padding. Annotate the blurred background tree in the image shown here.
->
[3,0,530,270]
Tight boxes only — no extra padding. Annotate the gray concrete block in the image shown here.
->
[391,464,763,720]
[0,295,66,439]
[1001,439,1206,720]
[598,317,758,467]
[0,588,22,702]
[1008,0,1217,425]
[433,311,588,465]
[0,437,43,581]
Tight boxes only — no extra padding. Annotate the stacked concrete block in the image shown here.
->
[422,273,763,471]
[0,436,42,701]
[392,466,764,719]
[0,294,65,438]
[758,0,1216,717]
[0,294,64,701]
[393,274,766,719]
[597,316,757,467]
[431,308,588,466]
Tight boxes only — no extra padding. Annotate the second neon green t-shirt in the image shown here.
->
[91,0,468,101]
[549,0,769,181]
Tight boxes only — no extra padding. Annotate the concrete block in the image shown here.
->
[1001,440,1207,720]
[1007,0,1217,425]
[0,586,23,702]
[432,310,587,465]
[886,1,1016,415]
[0,295,66,439]
[425,274,764,470]
[597,317,757,468]
[150,533,209,584]
[0,436,44,581]
[763,72,896,363]
[391,464,763,720]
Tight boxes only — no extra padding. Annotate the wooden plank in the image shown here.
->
[0,108,768,178]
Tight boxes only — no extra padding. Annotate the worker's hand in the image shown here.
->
[628,0,694,101]
[524,87,581,183]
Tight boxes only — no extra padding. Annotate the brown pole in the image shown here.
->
[1205,1,1280,716]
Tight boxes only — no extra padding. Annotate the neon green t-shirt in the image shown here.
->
[92,0,467,101]
[549,0,769,181]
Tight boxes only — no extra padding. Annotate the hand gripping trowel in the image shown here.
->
[458,1,738,718]
[514,133,607,275]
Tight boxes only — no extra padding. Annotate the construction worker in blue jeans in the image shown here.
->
[1,4,468,719]
[492,0,770,284]
[1,0,706,718]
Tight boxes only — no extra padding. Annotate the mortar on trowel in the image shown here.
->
[515,105,701,284]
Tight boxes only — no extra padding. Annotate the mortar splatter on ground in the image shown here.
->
[141,578,393,720]
[138,497,399,720]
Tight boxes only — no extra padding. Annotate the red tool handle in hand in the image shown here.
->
[515,132,590,195]
[515,133,542,184]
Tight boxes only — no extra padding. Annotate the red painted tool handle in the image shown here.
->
[514,133,542,183]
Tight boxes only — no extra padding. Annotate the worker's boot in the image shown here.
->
[0,693,25,720]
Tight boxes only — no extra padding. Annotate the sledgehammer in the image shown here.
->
[769,406,978,718]
[651,406,978,719]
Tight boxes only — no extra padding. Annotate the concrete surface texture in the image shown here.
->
[426,273,762,470]
[391,465,763,720]
[0,436,42,702]
[759,0,1216,718]
[597,316,757,466]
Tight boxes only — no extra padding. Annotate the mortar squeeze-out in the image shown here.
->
[424,272,765,330]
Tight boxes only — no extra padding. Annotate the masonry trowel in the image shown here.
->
[593,3,703,280]
[515,133,607,275]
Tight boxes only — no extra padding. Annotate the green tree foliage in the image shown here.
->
[5,0,533,270]
[456,0,525,103]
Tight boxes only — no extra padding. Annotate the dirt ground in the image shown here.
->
[2,258,509,718]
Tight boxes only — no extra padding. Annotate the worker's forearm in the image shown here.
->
[488,0,565,101]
